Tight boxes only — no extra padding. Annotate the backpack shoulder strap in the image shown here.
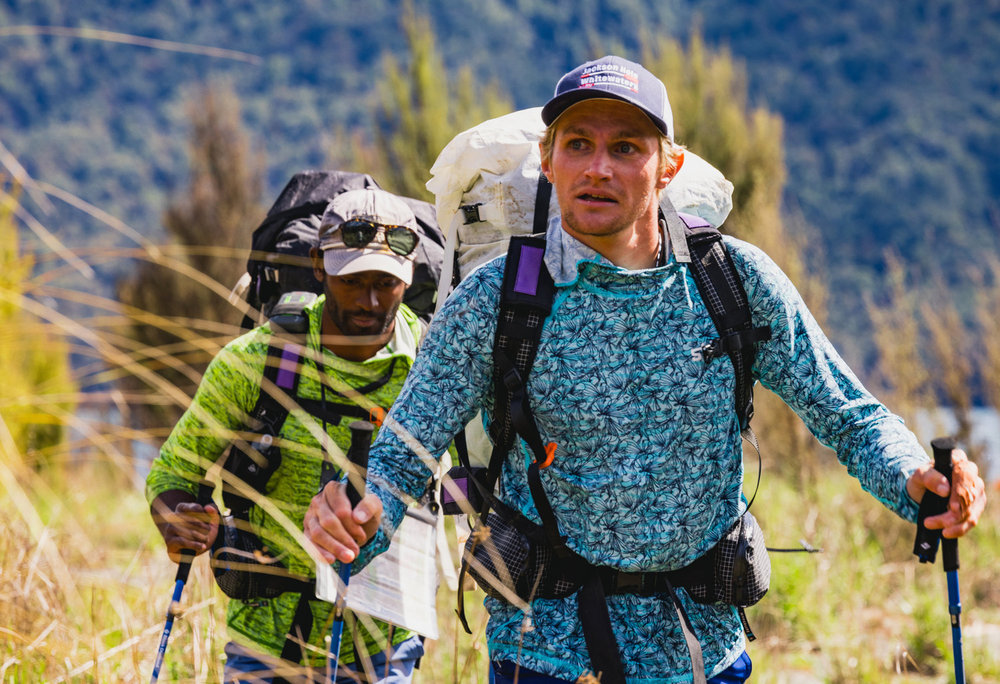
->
[456,231,557,632]
[221,337,304,517]
[489,234,557,468]
[672,208,772,433]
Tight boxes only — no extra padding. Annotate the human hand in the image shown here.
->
[304,481,383,564]
[907,449,987,538]
[151,493,220,563]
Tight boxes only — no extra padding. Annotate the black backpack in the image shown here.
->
[235,170,446,329]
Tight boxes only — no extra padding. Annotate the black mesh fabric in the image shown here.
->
[463,510,579,602]
[210,516,311,600]
[683,511,770,607]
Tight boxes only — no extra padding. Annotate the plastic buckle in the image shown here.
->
[461,203,484,224]
[700,340,721,364]
[502,367,522,392]
[614,571,643,593]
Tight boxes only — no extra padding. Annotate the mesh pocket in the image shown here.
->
[211,516,304,600]
[684,510,770,607]
[463,511,579,602]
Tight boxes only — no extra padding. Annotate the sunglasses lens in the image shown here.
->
[340,220,378,248]
[385,226,418,256]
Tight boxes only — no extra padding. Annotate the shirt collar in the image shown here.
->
[542,216,672,286]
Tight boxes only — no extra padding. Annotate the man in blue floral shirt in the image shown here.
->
[304,56,986,683]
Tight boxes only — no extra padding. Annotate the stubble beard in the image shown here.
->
[324,288,399,338]
[560,187,657,242]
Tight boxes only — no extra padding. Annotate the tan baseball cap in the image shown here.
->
[318,188,420,285]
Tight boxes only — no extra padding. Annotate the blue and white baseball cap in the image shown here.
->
[541,55,674,140]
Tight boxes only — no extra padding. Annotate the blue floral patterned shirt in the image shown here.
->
[359,219,928,682]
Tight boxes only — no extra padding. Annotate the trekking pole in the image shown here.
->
[913,437,965,684]
[150,479,215,684]
[327,420,374,681]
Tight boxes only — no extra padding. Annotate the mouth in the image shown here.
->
[576,191,618,205]
[349,314,380,328]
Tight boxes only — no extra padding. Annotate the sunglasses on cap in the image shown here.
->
[336,218,419,257]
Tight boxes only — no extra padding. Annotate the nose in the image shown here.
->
[584,148,612,181]
[357,286,379,311]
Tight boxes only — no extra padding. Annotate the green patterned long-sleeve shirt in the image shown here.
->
[146,295,423,665]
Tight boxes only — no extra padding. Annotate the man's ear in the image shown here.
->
[310,247,325,283]
[658,149,684,190]
[539,142,552,182]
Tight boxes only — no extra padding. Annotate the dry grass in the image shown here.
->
[1,447,998,683]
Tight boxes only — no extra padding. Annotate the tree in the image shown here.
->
[116,83,264,430]
[641,34,830,485]
[0,179,76,469]
[334,2,513,201]
[867,251,1000,463]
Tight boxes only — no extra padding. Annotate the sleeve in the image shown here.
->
[144,333,265,503]
[727,238,928,522]
[355,260,505,567]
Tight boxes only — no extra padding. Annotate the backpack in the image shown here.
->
[230,170,447,328]
[426,107,735,310]
[427,109,771,684]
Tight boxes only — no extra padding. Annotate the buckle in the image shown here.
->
[700,340,721,364]
[461,203,484,224]
[612,571,643,593]
[502,367,523,392]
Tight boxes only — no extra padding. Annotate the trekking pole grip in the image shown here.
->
[931,438,960,573]
[345,421,374,508]
[175,479,216,584]
[914,437,956,563]
[931,437,956,481]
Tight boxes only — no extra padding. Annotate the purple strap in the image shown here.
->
[678,212,711,229]
[513,245,545,296]
[275,345,300,390]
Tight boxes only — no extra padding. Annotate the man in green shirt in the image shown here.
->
[147,187,428,682]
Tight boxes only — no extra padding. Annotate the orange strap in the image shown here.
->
[368,406,386,427]
[538,442,557,468]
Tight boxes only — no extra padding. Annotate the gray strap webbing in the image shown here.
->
[661,195,692,263]
[662,582,707,684]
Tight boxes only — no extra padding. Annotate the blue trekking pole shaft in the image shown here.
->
[328,420,374,680]
[945,558,964,684]
[150,479,214,684]
[933,439,965,684]
[914,438,965,684]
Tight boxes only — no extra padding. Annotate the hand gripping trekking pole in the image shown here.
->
[913,437,965,684]
[150,479,214,684]
[327,420,374,681]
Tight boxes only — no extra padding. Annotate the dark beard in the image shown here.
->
[324,285,399,337]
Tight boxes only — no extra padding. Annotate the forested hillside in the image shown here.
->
[1,0,998,372]
[694,0,1000,359]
